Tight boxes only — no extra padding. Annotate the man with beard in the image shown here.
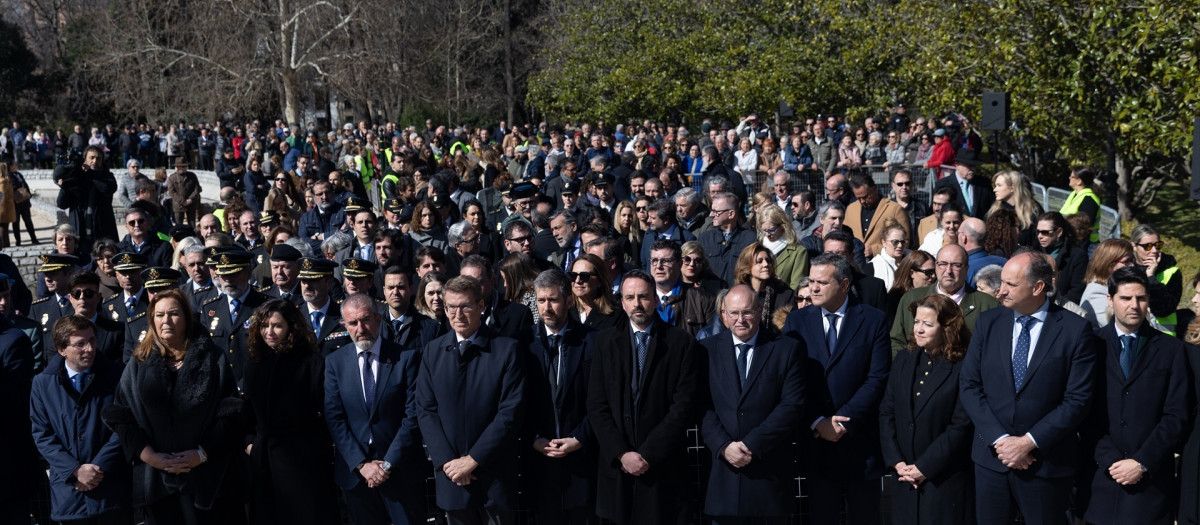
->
[298,257,352,356]
[55,146,118,252]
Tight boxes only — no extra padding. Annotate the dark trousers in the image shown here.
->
[61,508,134,525]
[12,203,36,244]
[342,481,423,525]
[806,476,881,525]
[143,491,243,525]
[445,507,514,525]
[975,466,1072,525]
[711,517,788,525]
[533,504,597,525]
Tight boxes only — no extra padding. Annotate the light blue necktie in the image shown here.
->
[960,179,972,215]
[230,298,241,321]
[125,297,136,318]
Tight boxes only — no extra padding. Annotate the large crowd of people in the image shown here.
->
[0,111,1198,525]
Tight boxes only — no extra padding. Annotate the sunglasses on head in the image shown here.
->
[69,289,98,299]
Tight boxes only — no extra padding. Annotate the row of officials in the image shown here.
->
[4,241,1200,525]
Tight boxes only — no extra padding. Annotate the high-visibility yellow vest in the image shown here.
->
[1059,188,1100,242]
[381,173,399,200]
[1154,266,1180,336]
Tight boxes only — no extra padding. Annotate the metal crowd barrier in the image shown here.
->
[1032,182,1120,240]
[687,165,936,210]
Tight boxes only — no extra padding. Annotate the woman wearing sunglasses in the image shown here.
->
[884,250,936,330]
[679,241,723,296]
[1131,224,1183,336]
[568,254,625,331]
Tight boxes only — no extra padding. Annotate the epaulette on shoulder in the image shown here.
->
[325,331,350,341]
[257,285,273,293]
[203,296,222,306]
[32,297,49,305]
[107,293,120,301]
[129,311,146,321]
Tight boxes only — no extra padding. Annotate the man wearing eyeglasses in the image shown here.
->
[117,208,172,268]
[417,276,527,525]
[648,239,714,337]
[889,170,928,244]
[890,244,999,354]
[698,192,755,286]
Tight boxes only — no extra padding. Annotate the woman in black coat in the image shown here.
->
[879,294,974,525]
[102,289,246,525]
[242,299,339,525]
[568,254,626,331]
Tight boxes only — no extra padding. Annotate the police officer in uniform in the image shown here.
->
[122,266,185,362]
[341,258,380,298]
[258,243,305,307]
[99,252,148,325]
[181,244,219,310]
[202,250,268,387]
[296,257,351,356]
[28,253,78,370]
[383,197,408,230]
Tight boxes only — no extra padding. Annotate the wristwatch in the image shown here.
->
[380,461,392,472]
[196,446,208,464]
[1137,462,1148,474]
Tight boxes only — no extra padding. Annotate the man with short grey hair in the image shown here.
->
[698,192,756,286]
[890,243,999,353]
[674,187,709,235]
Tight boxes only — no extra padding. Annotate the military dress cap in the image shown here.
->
[141,267,183,291]
[562,179,581,195]
[499,183,513,196]
[203,245,239,266]
[510,182,538,200]
[592,172,614,186]
[384,198,404,213]
[270,243,303,262]
[341,258,379,279]
[259,210,281,227]
[345,196,373,214]
[298,257,338,280]
[38,253,80,273]
[430,193,452,209]
[212,250,255,276]
[169,224,196,241]
[110,252,149,272]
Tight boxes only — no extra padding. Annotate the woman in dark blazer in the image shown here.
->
[1178,271,1200,524]
[879,293,974,524]
[242,299,338,525]
[568,254,626,331]
[102,289,246,525]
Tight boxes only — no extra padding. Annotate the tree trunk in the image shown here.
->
[281,68,302,126]
[1114,153,1134,221]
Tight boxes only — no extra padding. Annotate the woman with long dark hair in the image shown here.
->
[568,254,625,331]
[242,299,338,525]
[879,294,974,524]
[102,289,246,524]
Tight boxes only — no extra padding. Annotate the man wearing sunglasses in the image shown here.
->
[116,208,172,268]
[66,272,124,364]
[889,244,999,354]
[890,170,929,245]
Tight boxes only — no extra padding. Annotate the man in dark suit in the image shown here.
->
[333,203,379,282]
[781,253,891,525]
[202,250,268,386]
[325,293,426,525]
[116,208,173,268]
[890,244,999,353]
[297,257,352,355]
[1080,268,1188,525]
[932,148,993,219]
[416,276,526,525]
[587,269,703,525]
[823,231,886,310]
[379,267,443,347]
[702,285,805,525]
[29,253,79,370]
[180,244,218,310]
[959,250,1100,525]
[65,272,125,363]
[99,252,148,325]
[640,199,696,272]
[458,255,534,346]
[523,269,597,524]
[0,293,36,523]
[256,243,304,306]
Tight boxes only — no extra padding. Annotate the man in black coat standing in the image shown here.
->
[55,146,118,252]
[1080,268,1188,525]
[417,276,526,525]
[932,148,993,220]
[701,285,805,525]
[0,306,36,523]
[523,269,597,524]
[587,269,703,525]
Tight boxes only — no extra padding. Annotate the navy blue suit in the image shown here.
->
[521,319,597,523]
[416,326,526,513]
[324,338,425,525]
[700,329,806,520]
[782,299,891,525]
[959,301,1100,525]
[0,316,37,523]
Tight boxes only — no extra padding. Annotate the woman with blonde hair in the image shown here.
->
[756,204,808,290]
[1078,239,1136,327]
[987,170,1043,246]
[733,242,795,324]
[680,241,723,296]
[614,200,642,264]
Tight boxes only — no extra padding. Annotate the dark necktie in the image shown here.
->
[280,291,291,301]
[360,352,375,403]
[634,331,649,379]
[458,339,472,358]
[1013,315,1034,389]
[547,334,562,394]
[1119,334,1136,377]
[825,313,839,354]
[72,371,88,393]
[58,295,68,311]
[391,318,404,336]
[735,343,750,387]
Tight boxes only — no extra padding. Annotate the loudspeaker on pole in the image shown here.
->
[981,92,1009,131]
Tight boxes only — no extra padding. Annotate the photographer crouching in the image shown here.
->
[55,146,118,253]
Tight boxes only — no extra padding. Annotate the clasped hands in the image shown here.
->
[72,463,105,492]
[813,415,851,442]
[994,435,1037,470]
[359,460,390,488]
[140,445,204,476]
[533,437,582,458]
[722,441,753,468]
[1108,458,1144,486]
[893,462,926,489]
[619,451,649,476]
[442,455,479,487]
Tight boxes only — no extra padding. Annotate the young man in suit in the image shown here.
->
[781,253,891,525]
[523,269,597,524]
[587,269,703,525]
[701,285,806,525]
[959,249,1100,525]
[324,293,426,525]
[1080,267,1189,525]
[416,276,526,525]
